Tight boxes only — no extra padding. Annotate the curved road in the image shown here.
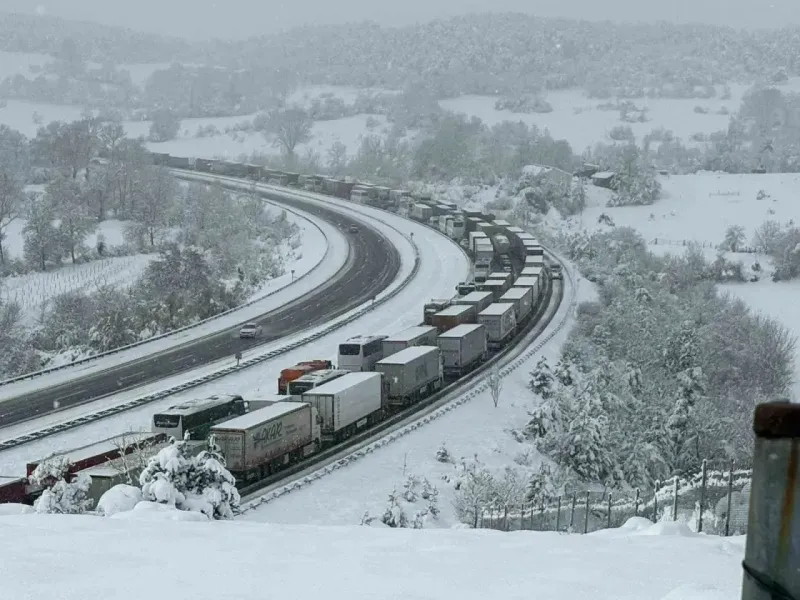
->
[0,190,401,428]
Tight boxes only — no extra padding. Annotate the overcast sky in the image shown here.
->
[1,0,796,40]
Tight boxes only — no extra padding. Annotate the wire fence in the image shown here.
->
[477,461,752,537]
[648,238,760,254]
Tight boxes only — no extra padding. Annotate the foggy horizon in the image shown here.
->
[0,0,798,40]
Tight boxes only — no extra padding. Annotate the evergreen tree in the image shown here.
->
[23,195,58,271]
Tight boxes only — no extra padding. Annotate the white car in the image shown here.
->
[239,323,262,338]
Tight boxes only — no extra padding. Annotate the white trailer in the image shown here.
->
[475,240,494,263]
[512,275,540,300]
[437,323,487,377]
[375,346,442,406]
[525,255,545,268]
[498,286,534,323]
[477,302,517,348]
[520,266,544,279]
[210,402,319,481]
[453,290,494,314]
[301,372,385,442]
[478,279,506,301]
[469,231,489,253]
[381,325,439,358]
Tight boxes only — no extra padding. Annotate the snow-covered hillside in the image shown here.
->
[0,510,743,600]
[573,172,800,399]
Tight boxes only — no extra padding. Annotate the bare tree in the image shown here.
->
[262,107,313,158]
[110,430,154,485]
[134,166,177,247]
[487,363,503,407]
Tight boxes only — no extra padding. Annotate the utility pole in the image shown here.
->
[741,401,800,600]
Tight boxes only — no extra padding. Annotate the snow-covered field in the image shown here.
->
[0,510,744,600]
[573,172,800,399]
[440,79,800,152]
[0,196,470,476]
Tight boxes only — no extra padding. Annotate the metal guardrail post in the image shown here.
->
[741,402,800,600]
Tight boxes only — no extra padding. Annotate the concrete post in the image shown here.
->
[741,402,800,600]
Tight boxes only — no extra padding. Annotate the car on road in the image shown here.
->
[349,224,359,234]
[549,264,562,279]
[239,323,263,338]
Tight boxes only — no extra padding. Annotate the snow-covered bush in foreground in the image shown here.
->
[96,484,142,517]
[138,436,240,520]
[29,455,93,515]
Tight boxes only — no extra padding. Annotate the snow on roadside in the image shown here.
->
[0,204,469,476]
[0,199,337,393]
[0,512,744,600]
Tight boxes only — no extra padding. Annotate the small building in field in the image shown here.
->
[591,171,617,189]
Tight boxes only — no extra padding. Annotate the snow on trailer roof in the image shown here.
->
[382,326,437,342]
[479,303,515,316]
[435,304,473,317]
[44,432,161,465]
[210,401,307,431]
[500,287,530,299]
[438,323,485,338]
[456,291,493,302]
[303,372,381,396]
[376,345,438,364]
[293,369,347,382]
[513,277,539,288]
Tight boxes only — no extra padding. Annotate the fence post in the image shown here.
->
[569,492,577,531]
[634,488,640,516]
[653,480,661,522]
[607,492,612,529]
[672,476,679,521]
[520,504,526,531]
[539,500,546,530]
[725,461,734,537]
[741,402,800,600]
[503,505,509,531]
[583,491,590,534]
[556,496,562,532]
[698,459,708,533]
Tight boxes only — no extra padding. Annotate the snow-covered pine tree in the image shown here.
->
[139,435,240,519]
[435,443,451,463]
[529,357,555,399]
[30,455,93,514]
[524,464,553,505]
[664,367,707,474]
[662,320,699,375]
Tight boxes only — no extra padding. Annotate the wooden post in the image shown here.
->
[634,488,640,516]
[583,491,590,534]
[653,480,660,522]
[520,504,526,531]
[556,496,562,532]
[698,460,708,533]
[672,477,679,521]
[607,492,612,529]
[539,500,546,530]
[741,402,800,600]
[569,492,577,531]
[725,462,735,537]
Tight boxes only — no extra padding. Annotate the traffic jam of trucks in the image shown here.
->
[0,200,556,505]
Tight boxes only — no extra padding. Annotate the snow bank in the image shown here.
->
[109,501,209,522]
[0,514,744,599]
[96,484,142,517]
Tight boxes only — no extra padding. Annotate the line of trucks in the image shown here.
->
[0,156,557,504]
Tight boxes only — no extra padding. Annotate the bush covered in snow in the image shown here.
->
[362,475,440,528]
[29,455,93,515]
[138,436,240,520]
[526,226,795,489]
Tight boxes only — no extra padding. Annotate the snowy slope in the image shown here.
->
[0,511,744,600]
[0,197,336,387]
[0,207,469,476]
